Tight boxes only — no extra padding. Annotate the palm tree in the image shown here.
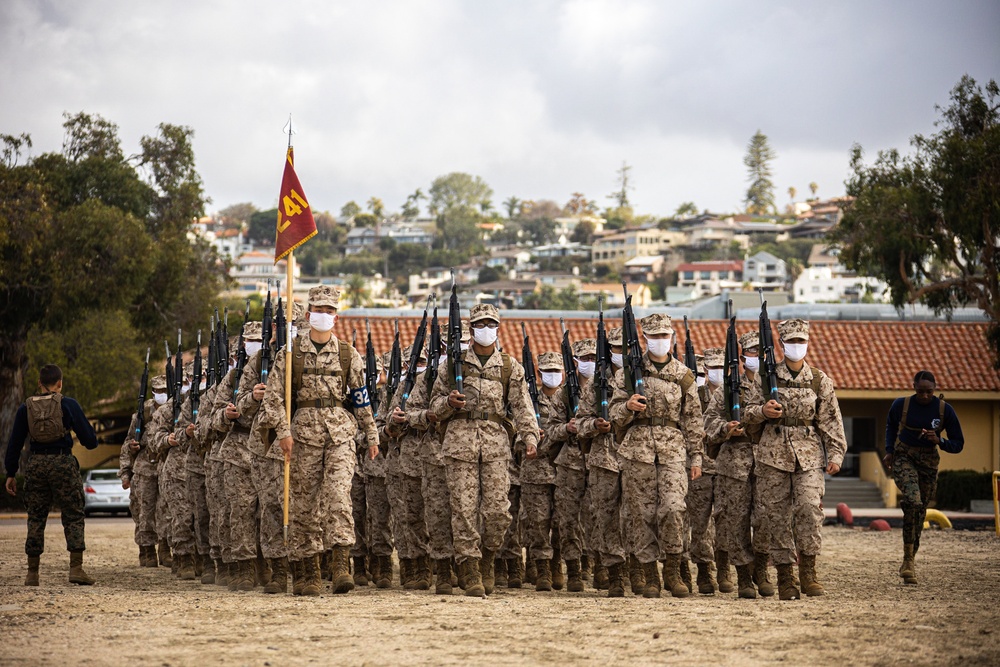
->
[809,182,819,198]
[788,186,797,202]
[503,196,521,220]
[367,196,385,220]
[344,274,373,308]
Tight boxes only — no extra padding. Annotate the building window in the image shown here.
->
[683,271,694,280]
[701,271,712,279]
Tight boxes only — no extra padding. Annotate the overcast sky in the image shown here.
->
[2,0,997,219]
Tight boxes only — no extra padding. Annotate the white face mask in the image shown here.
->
[576,360,595,378]
[244,341,263,357]
[611,352,623,368]
[199,380,207,391]
[696,376,706,388]
[182,383,191,394]
[309,312,335,332]
[290,325,299,339]
[460,342,470,351]
[783,343,808,362]
[153,392,168,405]
[707,368,724,386]
[416,366,426,374]
[645,337,672,357]
[743,356,760,372]
[439,353,448,367]
[541,371,563,388]
[472,326,498,346]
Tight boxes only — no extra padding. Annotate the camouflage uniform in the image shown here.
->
[427,304,539,583]
[522,372,560,561]
[127,378,167,549]
[150,389,196,560]
[186,381,215,563]
[743,319,846,568]
[685,350,721,570]
[205,371,233,565]
[364,370,394,564]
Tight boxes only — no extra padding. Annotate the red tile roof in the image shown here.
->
[676,261,744,272]
[334,317,999,393]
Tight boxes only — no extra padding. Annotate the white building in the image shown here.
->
[793,267,888,304]
[744,251,788,289]
[229,251,298,294]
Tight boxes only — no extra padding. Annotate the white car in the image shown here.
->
[83,469,131,517]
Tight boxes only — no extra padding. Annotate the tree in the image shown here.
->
[831,75,1000,365]
[675,201,698,218]
[503,196,521,220]
[247,208,279,245]
[401,189,424,220]
[428,172,493,215]
[343,274,373,308]
[809,181,819,198]
[367,196,385,220]
[478,266,502,284]
[217,202,257,228]
[744,130,777,215]
[570,218,596,244]
[607,161,633,208]
[788,186,797,202]
[353,212,378,228]
[436,205,484,254]
[564,192,597,216]
[340,200,361,220]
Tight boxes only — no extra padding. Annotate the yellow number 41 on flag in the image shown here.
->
[278,189,309,232]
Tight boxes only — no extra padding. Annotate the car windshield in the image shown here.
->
[90,470,119,482]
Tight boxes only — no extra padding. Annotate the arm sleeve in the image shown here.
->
[679,375,706,468]
[347,347,379,450]
[885,398,902,455]
[428,371,456,422]
[939,403,964,454]
[66,398,98,450]
[815,374,847,467]
[543,389,571,444]
[4,406,29,477]
[506,360,539,449]
[575,381,601,439]
[259,351,292,442]
[608,372,635,429]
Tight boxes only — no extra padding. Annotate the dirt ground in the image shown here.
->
[0,519,998,667]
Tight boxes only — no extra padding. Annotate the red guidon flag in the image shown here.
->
[274,146,317,262]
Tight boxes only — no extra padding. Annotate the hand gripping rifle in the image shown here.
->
[620,281,646,400]
[400,297,430,410]
[559,318,580,419]
[758,289,780,403]
[172,329,183,426]
[724,299,742,422]
[261,281,274,384]
[232,299,250,401]
[164,339,175,403]
[134,348,150,442]
[426,295,441,394]
[387,319,402,402]
[191,330,202,421]
[364,318,381,418]
[683,316,698,375]
[521,323,541,426]
[447,270,464,394]
[595,296,611,421]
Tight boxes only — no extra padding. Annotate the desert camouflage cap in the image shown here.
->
[572,338,597,358]
[640,313,674,336]
[608,326,623,346]
[151,375,168,392]
[402,344,427,362]
[309,285,340,309]
[703,347,724,367]
[470,303,500,324]
[450,321,472,344]
[778,318,810,342]
[381,351,392,368]
[243,320,263,341]
[739,330,760,351]
[537,351,563,371]
[292,301,305,321]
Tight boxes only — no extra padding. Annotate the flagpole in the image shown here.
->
[282,116,294,545]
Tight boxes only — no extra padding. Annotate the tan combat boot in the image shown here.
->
[580,554,592,582]
[753,552,775,597]
[264,558,288,594]
[142,545,158,568]
[330,546,354,594]
[193,553,204,578]
[776,563,800,600]
[525,558,537,586]
[607,563,626,598]
[594,562,610,590]
[716,550,734,593]
[376,555,392,589]
[301,554,322,597]
[69,551,95,586]
[735,564,757,599]
[435,559,453,595]
[798,554,825,597]
[25,555,40,587]
[534,559,553,591]
[464,558,485,597]
[696,562,717,595]
[566,559,584,592]
[663,555,690,598]
[227,561,243,592]
[481,549,496,595]
[641,561,661,598]
[415,555,432,591]
[200,555,216,585]
[678,557,693,594]
[551,552,565,591]
[628,555,645,595]
[401,558,416,589]
[290,560,304,596]
[241,560,258,591]
[215,561,230,587]
[178,553,197,581]
[507,558,524,588]
[353,556,369,587]
[157,540,172,567]
[321,550,333,581]
[900,544,917,585]
[494,557,508,588]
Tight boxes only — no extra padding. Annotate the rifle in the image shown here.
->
[724,299,742,422]
[758,289,780,403]
[274,280,287,352]
[261,281,274,384]
[521,322,541,426]
[191,330,202,421]
[447,269,464,394]
[672,342,679,361]
[222,307,230,370]
[620,281,646,400]
[387,319,402,402]
[595,296,611,421]
[133,348,150,442]
[164,339,175,402]
[559,318,580,419]
[232,299,250,401]
[426,294,441,394]
[400,297,430,410]
[172,329,182,426]
[364,318,381,417]
[207,316,217,389]
[683,316,698,375]
[214,308,226,383]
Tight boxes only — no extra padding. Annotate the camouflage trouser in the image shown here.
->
[684,472,716,564]
[446,457,510,562]
[157,471,172,544]
[421,462,454,560]
[23,453,86,556]
[128,477,139,543]
[554,465,587,561]
[350,471,368,558]
[588,466,626,566]
[399,473,429,559]
[521,482,556,560]
[621,457,687,563]
[165,470,195,556]
[750,470,770,555]
[251,455,286,560]
[287,438,355,560]
[186,471,210,555]
[225,462,258,562]
[892,443,940,549]
[582,485,597,558]
[131,471,159,547]
[499,484,522,559]
[756,462,824,565]
[385,469,409,559]
[714,473,753,566]
[205,459,228,561]
[365,475,394,557]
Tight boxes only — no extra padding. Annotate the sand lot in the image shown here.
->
[0,518,998,667]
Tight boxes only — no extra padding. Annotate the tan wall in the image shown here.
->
[75,444,122,471]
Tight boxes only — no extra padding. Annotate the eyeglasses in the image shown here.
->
[471,321,499,329]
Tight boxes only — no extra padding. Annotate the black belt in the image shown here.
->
[455,411,506,426]
[778,418,815,428]
[31,446,72,455]
[297,398,343,409]
[633,417,678,428]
